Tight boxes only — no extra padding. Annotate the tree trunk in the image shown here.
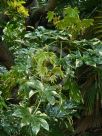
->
[0,42,14,70]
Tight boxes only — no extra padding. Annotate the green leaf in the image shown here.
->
[64,7,79,19]
[47,11,55,22]
[81,19,93,28]
[44,85,56,105]
[27,79,44,92]
[31,122,40,135]
[40,118,49,131]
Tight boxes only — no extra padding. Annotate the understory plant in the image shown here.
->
[0,2,102,136]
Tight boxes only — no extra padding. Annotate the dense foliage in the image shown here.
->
[0,0,102,136]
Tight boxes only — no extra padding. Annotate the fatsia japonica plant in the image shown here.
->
[0,2,102,136]
[0,38,80,135]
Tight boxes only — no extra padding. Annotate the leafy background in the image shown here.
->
[0,0,102,136]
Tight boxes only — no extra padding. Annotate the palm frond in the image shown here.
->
[75,65,102,133]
